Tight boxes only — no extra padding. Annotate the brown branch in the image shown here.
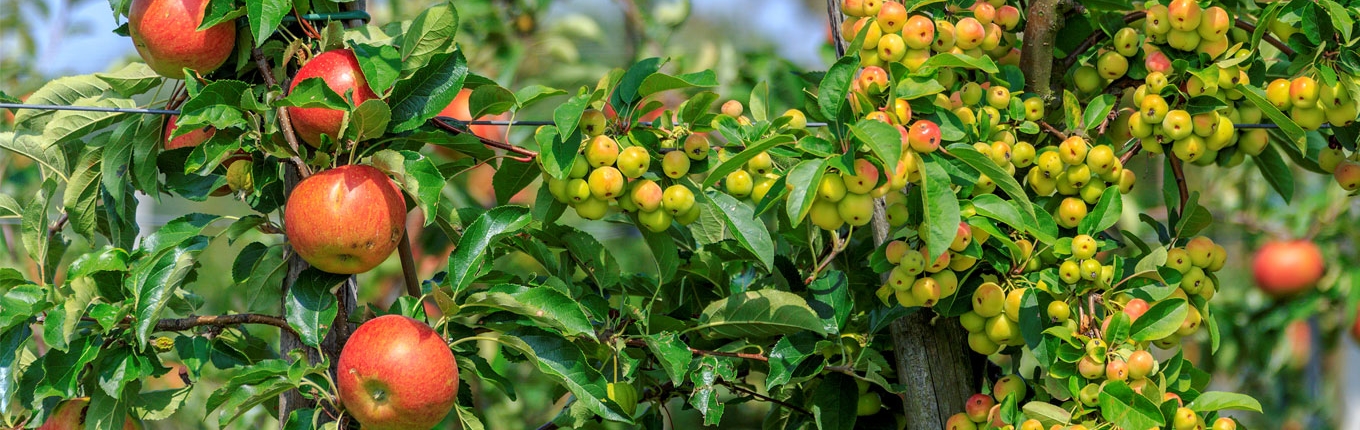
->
[397,230,421,297]
[252,47,312,178]
[155,313,295,335]
[1119,140,1142,165]
[1038,120,1068,140]
[804,230,846,285]
[1019,0,1067,105]
[1168,155,1189,217]
[720,380,812,416]
[1062,11,1146,70]
[1235,18,1296,57]
[825,0,847,57]
[430,118,538,163]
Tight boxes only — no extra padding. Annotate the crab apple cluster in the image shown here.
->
[1021,136,1134,227]
[1265,76,1358,130]
[958,279,1027,355]
[874,221,983,309]
[841,0,1021,70]
[809,158,886,230]
[945,375,1033,430]
[719,149,782,205]
[543,111,701,230]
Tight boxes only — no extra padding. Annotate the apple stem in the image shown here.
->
[1119,140,1143,165]
[1038,120,1069,141]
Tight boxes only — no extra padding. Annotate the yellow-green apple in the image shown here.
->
[286,49,380,147]
[128,0,235,79]
[285,165,406,274]
[338,315,458,430]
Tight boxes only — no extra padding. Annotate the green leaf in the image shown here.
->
[389,49,468,133]
[133,236,208,347]
[0,325,32,415]
[275,77,349,110]
[95,62,163,97]
[232,242,286,312]
[87,390,134,430]
[701,134,794,189]
[850,119,902,175]
[1078,186,1122,235]
[492,160,540,205]
[1062,90,1082,132]
[349,42,402,95]
[0,288,45,327]
[1022,401,1072,428]
[448,206,532,298]
[1185,95,1228,115]
[468,84,516,119]
[767,333,820,387]
[503,328,633,423]
[514,85,567,109]
[346,99,392,143]
[704,191,775,270]
[1128,298,1188,342]
[462,285,595,340]
[1081,94,1116,131]
[915,52,999,74]
[246,0,289,46]
[63,147,102,240]
[1098,381,1165,430]
[43,96,135,144]
[0,194,19,218]
[692,290,829,340]
[641,332,691,386]
[285,268,347,347]
[398,2,458,75]
[1185,391,1263,413]
[784,159,827,225]
[1238,84,1305,151]
[136,213,222,255]
[638,70,718,97]
[199,0,245,29]
[970,194,1024,231]
[1253,144,1294,203]
[370,149,442,223]
[919,154,961,264]
[0,132,68,177]
[176,80,251,133]
[946,144,1036,221]
[807,271,851,335]
[640,226,678,282]
[551,92,591,147]
[811,373,858,430]
[611,57,664,108]
[818,55,858,121]
[14,75,111,130]
[749,81,769,122]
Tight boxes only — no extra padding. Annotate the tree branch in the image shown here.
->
[825,0,847,57]
[252,48,312,178]
[397,230,421,297]
[804,230,846,284]
[1119,140,1142,165]
[1168,155,1189,216]
[1062,11,1146,70]
[1235,18,1296,57]
[430,118,538,162]
[624,339,769,362]
[1019,0,1067,105]
[720,380,812,416]
[155,313,295,335]
[1038,120,1068,140]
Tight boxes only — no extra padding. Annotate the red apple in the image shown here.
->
[284,165,406,274]
[286,49,380,147]
[128,0,235,79]
[338,315,459,430]
[163,114,215,150]
[1252,240,1324,298]
[38,398,141,430]
[437,88,509,142]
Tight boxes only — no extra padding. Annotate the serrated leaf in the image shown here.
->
[492,160,539,205]
[704,191,775,270]
[389,49,468,133]
[1078,186,1122,235]
[1081,94,1116,131]
[642,332,691,386]
[811,373,858,430]
[850,119,901,175]
[638,70,718,97]
[447,206,532,298]
[95,62,163,97]
[1098,381,1165,430]
[43,96,135,144]
[246,0,288,46]
[1185,391,1263,413]
[14,75,111,130]
[1129,298,1188,342]
[701,134,794,189]
[63,147,102,240]
[133,236,208,348]
[349,42,402,95]
[462,285,595,339]
[692,289,829,340]
[370,149,442,224]
[785,159,827,224]
[285,268,347,347]
[818,55,858,121]
[503,328,633,422]
[398,2,458,75]
[919,153,961,264]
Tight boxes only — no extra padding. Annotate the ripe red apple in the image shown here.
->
[438,88,508,142]
[128,0,235,79]
[284,165,406,274]
[163,114,214,150]
[1252,240,1324,298]
[286,49,380,147]
[38,398,141,430]
[338,315,459,430]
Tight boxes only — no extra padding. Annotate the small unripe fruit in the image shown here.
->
[964,394,995,423]
[725,170,754,197]
[809,199,845,230]
[616,146,651,178]
[1048,301,1070,323]
[972,282,1005,318]
[683,134,711,160]
[662,185,695,215]
[631,180,663,212]
[747,151,774,175]
[837,193,874,226]
[908,120,942,153]
[585,135,620,167]
[1167,0,1202,31]
[574,196,609,220]
[1072,66,1103,94]
[1057,197,1088,228]
[1290,76,1320,108]
[565,178,592,203]
[1059,136,1089,165]
[1266,79,1292,109]
[1097,52,1128,80]
[721,100,744,117]
[587,166,625,200]
[1077,355,1105,379]
[662,150,691,178]
[987,86,1011,110]
[902,15,935,50]
[581,109,607,137]
[955,17,987,50]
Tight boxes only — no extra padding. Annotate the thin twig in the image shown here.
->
[1062,11,1146,70]
[805,231,846,285]
[155,313,296,335]
[720,381,812,416]
[1235,18,1296,57]
[1119,140,1142,165]
[252,47,313,178]
[1038,120,1068,140]
[397,230,421,297]
[430,117,539,162]
[624,339,769,362]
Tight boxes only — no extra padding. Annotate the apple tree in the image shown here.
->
[1,0,1358,428]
